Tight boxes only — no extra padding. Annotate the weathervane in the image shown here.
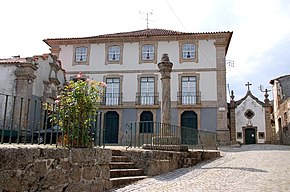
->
[139,11,153,29]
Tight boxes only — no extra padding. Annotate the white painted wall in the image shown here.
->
[58,39,218,103]
[123,73,139,102]
[0,64,17,95]
[200,72,217,101]
[235,96,266,143]
[0,64,17,125]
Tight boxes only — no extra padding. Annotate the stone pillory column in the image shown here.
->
[158,53,173,135]
[143,53,186,151]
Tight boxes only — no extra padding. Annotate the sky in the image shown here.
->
[0,0,289,101]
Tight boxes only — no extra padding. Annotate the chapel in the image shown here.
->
[228,82,273,144]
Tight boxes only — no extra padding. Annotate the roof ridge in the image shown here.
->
[44,28,232,41]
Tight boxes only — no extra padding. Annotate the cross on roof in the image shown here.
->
[245,82,252,91]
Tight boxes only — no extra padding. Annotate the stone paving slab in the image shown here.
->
[109,144,290,192]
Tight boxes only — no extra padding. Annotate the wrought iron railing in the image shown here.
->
[0,93,104,147]
[135,92,159,105]
[125,121,218,150]
[101,93,123,106]
[1,93,217,150]
[177,91,201,105]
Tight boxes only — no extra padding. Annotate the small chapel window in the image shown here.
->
[244,109,255,119]
[259,132,265,139]
[237,132,242,139]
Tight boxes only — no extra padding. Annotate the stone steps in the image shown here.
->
[110,162,136,169]
[110,176,148,188]
[110,150,148,188]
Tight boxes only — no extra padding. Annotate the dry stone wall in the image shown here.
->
[0,147,111,192]
[123,150,220,176]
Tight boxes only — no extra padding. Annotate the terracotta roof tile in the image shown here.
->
[44,28,232,41]
[0,57,27,64]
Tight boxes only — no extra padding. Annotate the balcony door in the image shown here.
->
[181,76,197,105]
[140,77,155,105]
[106,78,120,105]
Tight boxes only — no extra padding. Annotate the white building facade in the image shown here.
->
[44,29,232,144]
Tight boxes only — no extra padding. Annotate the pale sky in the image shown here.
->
[1,0,289,101]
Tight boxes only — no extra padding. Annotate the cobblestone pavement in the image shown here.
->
[111,144,290,192]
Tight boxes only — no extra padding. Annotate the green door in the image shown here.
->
[181,111,198,145]
[140,111,153,133]
[104,111,119,144]
[245,128,256,144]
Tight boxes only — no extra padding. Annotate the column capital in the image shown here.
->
[158,53,173,79]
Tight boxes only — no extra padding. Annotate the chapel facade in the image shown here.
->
[228,83,273,144]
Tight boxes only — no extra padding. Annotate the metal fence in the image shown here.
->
[0,93,104,146]
[0,93,218,150]
[125,121,218,150]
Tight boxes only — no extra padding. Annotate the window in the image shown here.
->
[73,45,90,65]
[181,76,197,105]
[140,77,155,105]
[142,44,154,61]
[182,44,195,59]
[108,45,121,61]
[244,109,255,119]
[259,132,265,139]
[105,78,120,105]
[105,43,123,64]
[179,41,198,63]
[75,47,88,62]
[237,132,242,139]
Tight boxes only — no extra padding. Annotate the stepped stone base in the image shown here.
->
[142,136,187,151]
[142,144,188,152]
[152,136,181,145]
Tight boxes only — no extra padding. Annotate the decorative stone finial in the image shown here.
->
[264,88,270,104]
[230,90,235,101]
[161,53,170,62]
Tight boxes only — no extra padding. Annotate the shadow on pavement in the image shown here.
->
[199,166,267,173]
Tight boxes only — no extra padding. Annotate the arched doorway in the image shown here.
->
[245,127,256,144]
[181,111,198,145]
[140,111,153,133]
[104,111,119,144]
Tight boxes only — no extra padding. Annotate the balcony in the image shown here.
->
[135,92,159,105]
[101,93,123,106]
[177,91,201,105]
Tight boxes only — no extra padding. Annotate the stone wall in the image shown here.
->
[123,150,220,176]
[0,146,111,192]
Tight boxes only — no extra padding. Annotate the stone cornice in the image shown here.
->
[65,68,218,75]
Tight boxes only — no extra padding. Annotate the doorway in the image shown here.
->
[181,111,198,145]
[245,128,256,144]
[104,111,119,144]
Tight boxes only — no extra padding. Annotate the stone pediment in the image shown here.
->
[235,91,264,107]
